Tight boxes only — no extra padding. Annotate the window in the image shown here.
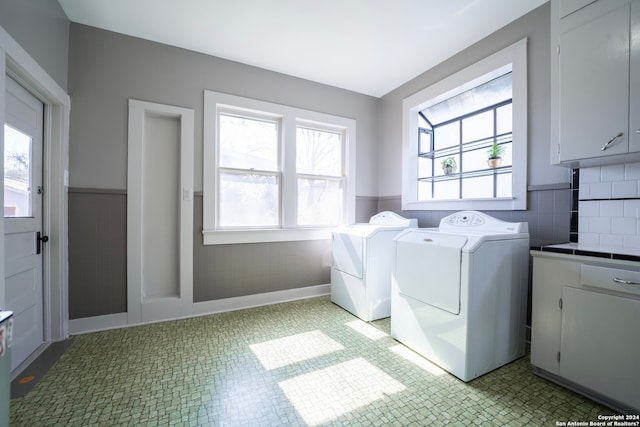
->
[4,124,33,217]
[217,113,280,228]
[203,91,356,244]
[402,38,528,210]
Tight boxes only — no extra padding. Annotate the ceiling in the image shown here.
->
[58,0,546,98]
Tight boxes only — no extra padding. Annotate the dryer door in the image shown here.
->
[394,231,466,315]
[332,232,364,278]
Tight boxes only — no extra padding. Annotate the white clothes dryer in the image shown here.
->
[391,211,529,382]
[331,211,417,321]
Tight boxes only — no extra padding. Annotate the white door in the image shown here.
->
[3,76,45,371]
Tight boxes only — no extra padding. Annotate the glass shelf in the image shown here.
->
[419,165,511,183]
[418,134,513,159]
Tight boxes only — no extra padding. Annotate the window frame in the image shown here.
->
[402,38,528,211]
[203,91,356,245]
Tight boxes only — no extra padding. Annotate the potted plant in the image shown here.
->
[487,142,505,168]
[441,157,457,175]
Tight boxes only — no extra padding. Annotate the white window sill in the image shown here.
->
[402,197,525,211]
[202,228,333,245]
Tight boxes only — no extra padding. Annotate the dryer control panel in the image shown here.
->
[439,211,528,234]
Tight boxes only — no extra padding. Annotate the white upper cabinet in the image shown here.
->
[631,0,640,153]
[551,0,640,166]
[558,0,597,18]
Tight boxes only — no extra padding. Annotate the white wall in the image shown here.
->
[579,162,640,248]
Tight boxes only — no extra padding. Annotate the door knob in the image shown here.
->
[36,231,49,255]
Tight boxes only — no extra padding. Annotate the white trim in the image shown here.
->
[0,25,71,344]
[401,38,528,211]
[0,49,5,310]
[68,284,331,334]
[203,228,332,245]
[127,99,195,324]
[69,312,129,335]
[203,90,356,244]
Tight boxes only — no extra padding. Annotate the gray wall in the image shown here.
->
[68,24,379,194]
[0,0,69,91]
[68,189,127,319]
[377,2,570,197]
[67,23,380,318]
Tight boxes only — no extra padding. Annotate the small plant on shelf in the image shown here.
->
[487,142,505,168]
[441,157,457,175]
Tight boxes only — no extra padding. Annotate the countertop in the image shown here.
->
[531,242,640,262]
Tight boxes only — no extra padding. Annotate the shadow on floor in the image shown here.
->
[11,339,73,398]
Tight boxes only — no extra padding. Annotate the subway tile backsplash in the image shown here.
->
[578,162,640,249]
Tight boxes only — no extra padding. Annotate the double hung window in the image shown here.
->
[217,113,280,228]
[203,91,356,244]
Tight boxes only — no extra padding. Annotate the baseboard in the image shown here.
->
[68,284,331,335]
[69,312,129,335]
[10,343,49,380]
[192,283,330,315]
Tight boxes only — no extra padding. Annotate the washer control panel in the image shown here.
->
[439,211,528,234]
[444,212,485,227]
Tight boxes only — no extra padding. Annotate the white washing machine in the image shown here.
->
[331,211,417,321]
[391,211,529,382]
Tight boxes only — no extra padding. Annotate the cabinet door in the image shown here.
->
[559,0,598,18]
[530,257,579,374]
[559,2,630,161]
[630,0,640,153]
[560,287,640,411]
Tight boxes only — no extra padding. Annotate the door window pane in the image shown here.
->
[219,173,279,227]
[4,125,32,218]
[219,114,278,171]
[296,127,342,176]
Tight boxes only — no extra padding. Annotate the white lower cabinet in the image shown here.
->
[531,251,640,412]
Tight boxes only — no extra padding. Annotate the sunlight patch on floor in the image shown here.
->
[249,330,344,370]
[278,357,405,425]
[389,344,446,376]
[345,320,388,340]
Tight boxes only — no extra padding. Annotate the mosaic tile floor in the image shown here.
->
[11,296,613,426]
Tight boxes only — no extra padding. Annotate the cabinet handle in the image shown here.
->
[613,277,640,286]
[601,132,624,151]
[636,129,640,134]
